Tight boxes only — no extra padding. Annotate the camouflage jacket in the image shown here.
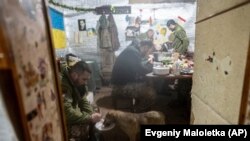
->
[169,24,189,54]
[61,68,93,125]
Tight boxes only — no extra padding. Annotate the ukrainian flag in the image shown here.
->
[49,7,66,49]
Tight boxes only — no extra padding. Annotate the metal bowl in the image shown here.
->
[153,66,170,75]
[153,52,172,62]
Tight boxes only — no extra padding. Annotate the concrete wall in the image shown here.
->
[196,0,248,21]
[191,1,250,124]
[55,1,197,62]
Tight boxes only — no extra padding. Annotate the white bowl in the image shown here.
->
[153,66,170,75]
[95,119,115,131]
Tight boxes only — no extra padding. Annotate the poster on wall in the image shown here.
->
[125,26,140,41]
[1,0,65,140]
[78,19,86,31]
[87,28,97,37]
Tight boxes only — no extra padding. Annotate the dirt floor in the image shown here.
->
[94,86,191,141]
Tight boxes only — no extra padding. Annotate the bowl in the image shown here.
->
[153,52,172,62]
[153,66,170,75]
[95,119,115,131]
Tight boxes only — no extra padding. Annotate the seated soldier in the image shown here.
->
[111,40,156,113]
[61,54,102,141]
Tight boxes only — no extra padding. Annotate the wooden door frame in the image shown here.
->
[0,0,67,140]
[42,0,68,139]
[239,35,250,124]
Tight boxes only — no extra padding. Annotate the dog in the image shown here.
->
[103,110,166,141]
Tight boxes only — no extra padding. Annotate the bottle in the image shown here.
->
[174,61,180,75]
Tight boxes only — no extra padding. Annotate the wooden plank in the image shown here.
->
[0,0,67,140]
[0,28,10,69]
[238,35,250,124]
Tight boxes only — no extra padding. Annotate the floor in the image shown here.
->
[0,83,190,141]
[95,86,190,124]
[93,85,191,141]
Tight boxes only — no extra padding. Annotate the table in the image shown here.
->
[146,72,192,79]
[145,72,192,96]
[145,72,192,99]
[146,72,192,121]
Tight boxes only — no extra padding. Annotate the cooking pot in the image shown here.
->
[153,66,170,75]
[153,52,171,62]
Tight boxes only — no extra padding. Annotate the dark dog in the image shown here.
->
[103,110,166,141]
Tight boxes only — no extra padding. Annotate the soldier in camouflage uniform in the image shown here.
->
[61,59,102,141]
[167,19,189,55]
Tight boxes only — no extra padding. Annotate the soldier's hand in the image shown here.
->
[91,113,102,123]
[147,55,154,64]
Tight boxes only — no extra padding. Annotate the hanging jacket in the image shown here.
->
[108,13,120,51]
[98,14,112,49]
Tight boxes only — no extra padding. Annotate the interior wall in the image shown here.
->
[54,0,196,63]
[191,1,250,124]
[196,0,248,21]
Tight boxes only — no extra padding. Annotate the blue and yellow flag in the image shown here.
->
[49,7,66,49]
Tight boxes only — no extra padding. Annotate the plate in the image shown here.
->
[180,69,194,75]
[95,119,115,131]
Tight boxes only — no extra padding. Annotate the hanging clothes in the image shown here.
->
[98,14,112,49]
[108,13,120,51]
[97,14,115,74]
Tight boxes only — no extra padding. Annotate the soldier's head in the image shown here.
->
[167,19,177,31]
[147,29,154,39]
[139,40,154,57]
[69,61,91,86]
[65,53,78,67]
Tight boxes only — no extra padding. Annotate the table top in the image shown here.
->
[146,72,192,79]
